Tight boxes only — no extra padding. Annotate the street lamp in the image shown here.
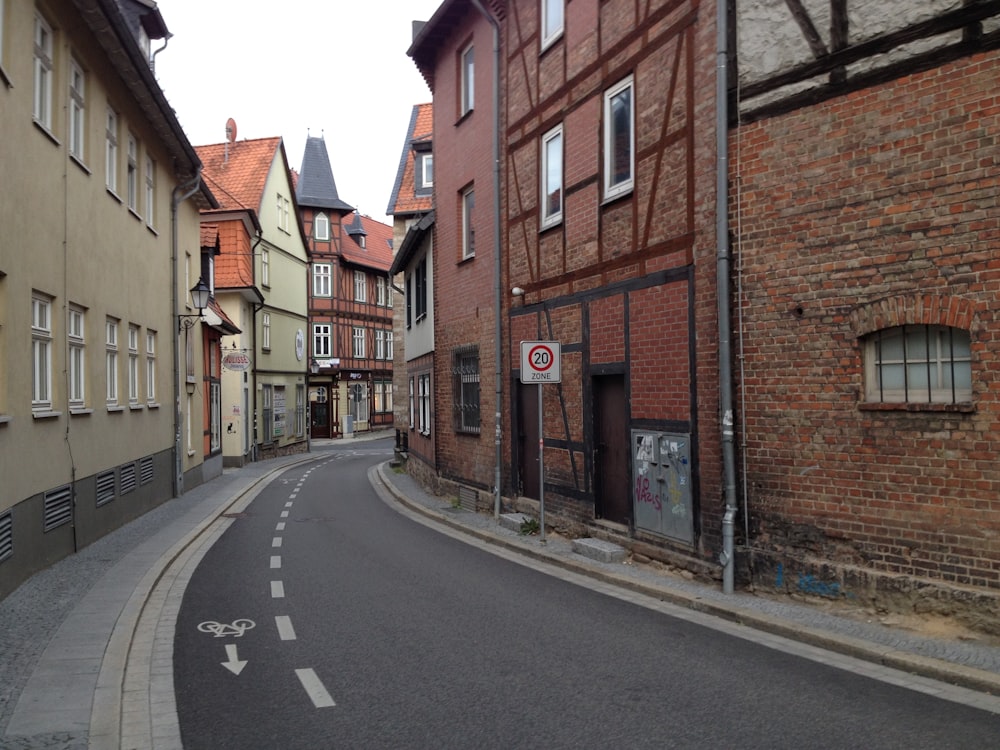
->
[178,278,211,332]
[310,358,320,375]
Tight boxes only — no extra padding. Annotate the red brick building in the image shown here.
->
[733,3,1000,627]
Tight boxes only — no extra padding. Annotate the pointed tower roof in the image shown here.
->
[346,211,367,239]
[296,135,354,213]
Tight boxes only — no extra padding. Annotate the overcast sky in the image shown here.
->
[154,0,444,222]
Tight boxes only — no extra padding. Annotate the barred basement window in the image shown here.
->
[120,462,137,495]
[452,345,480,434]
[864,325,971,404]
[140,456,154,485]
[96,469,116,506]
[44,486,72,532]
[0,511,12,563]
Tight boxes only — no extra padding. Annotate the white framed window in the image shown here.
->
[541,0,565,50]
[354,270,367,302]
[69,58,86,161]
[452,346,480,434]
[33,13,53,130]
[350,382,369,423]
[417,153,434,192]
[376,276,387,306]
[262,312,271,350]
[541,124,563,229]
[146,330,157,403]
[126,134,138,211]
[462,186,475,259]
[460,43,474,115]
[295,384,305,437]
[261,248,270,287]
[105,107,119,194]
[277,193,290,232]
[603,75,634,200]
[386,330,394,360]
[314,212,330,240]
[352,326,365,359]
[864,325,972,404]
[106,318,119,406]
[313,263,331,297]
[68,306,86,407]
[262,384,273,443]
[145,156,156,228]
[32,295,52,410]
[313,324,331,357]
[210,382,222,450]
[408,377,415,429]
[374,380,392,414]
[127,324,139,405]
[418,372,431,435]
[375,329,386,360]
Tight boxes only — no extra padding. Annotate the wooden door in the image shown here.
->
[594,375,630,525]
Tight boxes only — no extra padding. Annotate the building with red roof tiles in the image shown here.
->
[296,135,396,437]
[196,135,311,462]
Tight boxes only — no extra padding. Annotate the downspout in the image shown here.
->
[469,0,504,520]
[171,169,202,497]
[716,0,739,593]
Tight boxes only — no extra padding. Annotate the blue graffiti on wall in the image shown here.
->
[775,564,850,599]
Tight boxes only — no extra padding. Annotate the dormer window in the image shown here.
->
[314,212,330,241]
[416,153,434,193]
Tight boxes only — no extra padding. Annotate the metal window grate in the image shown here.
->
[44,486,73,532]
[139,456,154,485]
[121,463,137,495]
[0,512,12,563]
[97,470,116,506]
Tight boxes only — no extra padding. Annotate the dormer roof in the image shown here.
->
[387,103,434,217]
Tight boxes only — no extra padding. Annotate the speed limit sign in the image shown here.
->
[520,341,561,383]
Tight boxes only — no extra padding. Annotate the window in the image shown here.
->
[408,377,415,429]
[127,324,139,405]
[386,330,394,360]
[352,326,365,358]
[452,346,480,434]
[261,248,270,287]
[277,193,290,232]
[541,0,565,49]
[32,295,52,410]
[210,382,222,450]
[105,107,119,194]
[262,384,273,443]
[146,330,157,403]
[462,187,475,259]
[262,312,271,350]
[126,135,138,211]
[68,306,85,407]
[374,380,392,414]
[313,324,331,357]
[354,270,367,302]
[541,125,563,228]
[375,329,387,360]
[416,153,434,193]
[409,256,428,326]
[145,156,155,228]
[33,14,53,130]
[603,75,634,200]
[313,263,331,297]
[376,277,387,306]
[106,318,119,406]
[864,325,972,404]
[69,58,86,161]
[418,372,431,435]
[314,212,330,241]
[295,384,305,437]
[460,43,474,115]
[350,382,369,423]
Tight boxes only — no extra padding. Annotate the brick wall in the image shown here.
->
[734,51,1000,607]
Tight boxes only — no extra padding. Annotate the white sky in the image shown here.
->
[153,0,443,221]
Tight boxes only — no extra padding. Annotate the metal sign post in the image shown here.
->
[520,341,562,544]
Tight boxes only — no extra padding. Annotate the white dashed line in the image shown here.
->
[275,615,297,641]
[270,556,281,569]
[271,581,285,598]
[276,522,286,531]
[285,502,293,508]
[280,511,289,518]
[296,668,336,708]
[272,537,283,548]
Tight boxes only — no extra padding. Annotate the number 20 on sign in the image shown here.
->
[520,341,562,383]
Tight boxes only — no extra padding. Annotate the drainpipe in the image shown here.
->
[470,0,504,520]
[715,0,739,594]
[171,170,202,497]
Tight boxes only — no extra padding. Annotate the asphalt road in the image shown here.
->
[174,442,1000,749]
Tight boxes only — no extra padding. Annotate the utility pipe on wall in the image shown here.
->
[469,0,504,520]
[715,0,739,594]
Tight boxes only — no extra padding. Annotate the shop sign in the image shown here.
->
[222,351,252,371]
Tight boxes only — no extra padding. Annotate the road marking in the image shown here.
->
[285,501,293,508]
[280,511,289,518]
[221,644,248,676]
[270,555,281,569]
[275,615,296,641]
[198,619,255,638]
[271,581,285,598]
[272,537,282,548]
[296,668,336,708]
[276,522,286,531]
[290,493,298,499]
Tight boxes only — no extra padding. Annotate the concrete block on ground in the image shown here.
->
[500,513,530,533]
[572,538,627,563]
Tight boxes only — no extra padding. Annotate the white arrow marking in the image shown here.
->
[296,668,336,708]
[222,644,247,676]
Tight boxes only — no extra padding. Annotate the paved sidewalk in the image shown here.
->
[2,431,1000,749]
